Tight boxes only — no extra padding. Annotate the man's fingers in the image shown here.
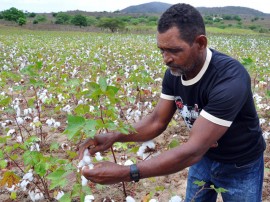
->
[78,138,97,159]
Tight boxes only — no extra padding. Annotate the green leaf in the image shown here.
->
[0,151,4,159]
[98,77,107,92]
[74,104,90,115]
[66,151,78,159]
[0,97,11,107]
[155,186,165,191]
[210,185,228,193]
[10,192,17,200]
[47,169,66,180]
[0,160,7,169]
[71,184,81,197]
[168,139,179,149]
[50,142,59,151]
[82,185,92,195]
[193,180,206,187]
[35,162,47,176]
[64,115,85,140]
[59,193,71,202]
[47,169,68,189]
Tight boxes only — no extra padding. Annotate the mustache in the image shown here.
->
[166,63,181,69]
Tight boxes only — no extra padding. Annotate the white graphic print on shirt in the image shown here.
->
[174,96,200,129]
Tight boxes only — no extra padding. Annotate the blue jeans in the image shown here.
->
[185,154,264,202]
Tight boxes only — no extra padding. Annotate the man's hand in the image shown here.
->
[78,132,118,160]
[82,161,130,184]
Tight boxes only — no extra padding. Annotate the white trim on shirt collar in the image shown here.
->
[181,48,212,86]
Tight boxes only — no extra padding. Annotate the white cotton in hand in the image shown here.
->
[83,155,91,165]
[95,152,103,161]
[84,149,90,157]
[78,160,87,168]
[81,175,88,186]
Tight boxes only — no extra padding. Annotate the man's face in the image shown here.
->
[157,26,201,78]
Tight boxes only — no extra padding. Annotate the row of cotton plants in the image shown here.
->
[0,28,269,201]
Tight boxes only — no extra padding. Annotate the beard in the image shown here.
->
[167,63,196,77]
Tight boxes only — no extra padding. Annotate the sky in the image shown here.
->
[1,0,270,14]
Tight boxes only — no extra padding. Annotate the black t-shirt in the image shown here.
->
[161,48,266,165]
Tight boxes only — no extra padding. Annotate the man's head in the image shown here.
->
[157,4,207,78]
[158,3,205,46]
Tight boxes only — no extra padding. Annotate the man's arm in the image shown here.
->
[116,98,177,142]
[82,115,228,184]
[137,115,228,178]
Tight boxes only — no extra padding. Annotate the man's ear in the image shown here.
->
[194,35,207,49]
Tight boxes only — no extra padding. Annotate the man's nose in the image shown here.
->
[162,52,173,64]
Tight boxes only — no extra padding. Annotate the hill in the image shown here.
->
[121,2,270,17]
[121,2,171,13]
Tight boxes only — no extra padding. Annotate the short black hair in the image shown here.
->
[157,3,205,45]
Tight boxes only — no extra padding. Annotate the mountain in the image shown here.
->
[196,6,266,16]
[120,2,269,16]
[121,2,171,13]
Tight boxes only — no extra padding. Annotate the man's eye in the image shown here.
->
[169,49,180,53]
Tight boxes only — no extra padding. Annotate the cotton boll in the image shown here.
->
[16,117,24,125]
[23,172,33,181]
[84,149,90,157]
[81,175,88,186]
[20,179,30,191]
[84,195,95,202]
[169,195,183,202]
[149,199,158,202]
[55,191,64,200]
[78,160,87,168]
[95,152,103,161]
[124,160,134,166]
[34,192,44,201]
[29,190,35,202]
[5,185,16,192]
[83,155,91,165]
[126,196,136,202]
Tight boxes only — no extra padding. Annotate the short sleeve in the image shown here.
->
[201,74,250,127]
[161,69,175,100]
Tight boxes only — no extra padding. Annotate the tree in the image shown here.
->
[55,12,71,24]
[71,14,87,27]
[97,17,125,32]
[35,15,47,23]
[17,17,26,26]
[2,7,26,22]
[86,16,98,26]
[28,12,36,18]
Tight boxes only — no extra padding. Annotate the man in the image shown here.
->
[79,4,265,201]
